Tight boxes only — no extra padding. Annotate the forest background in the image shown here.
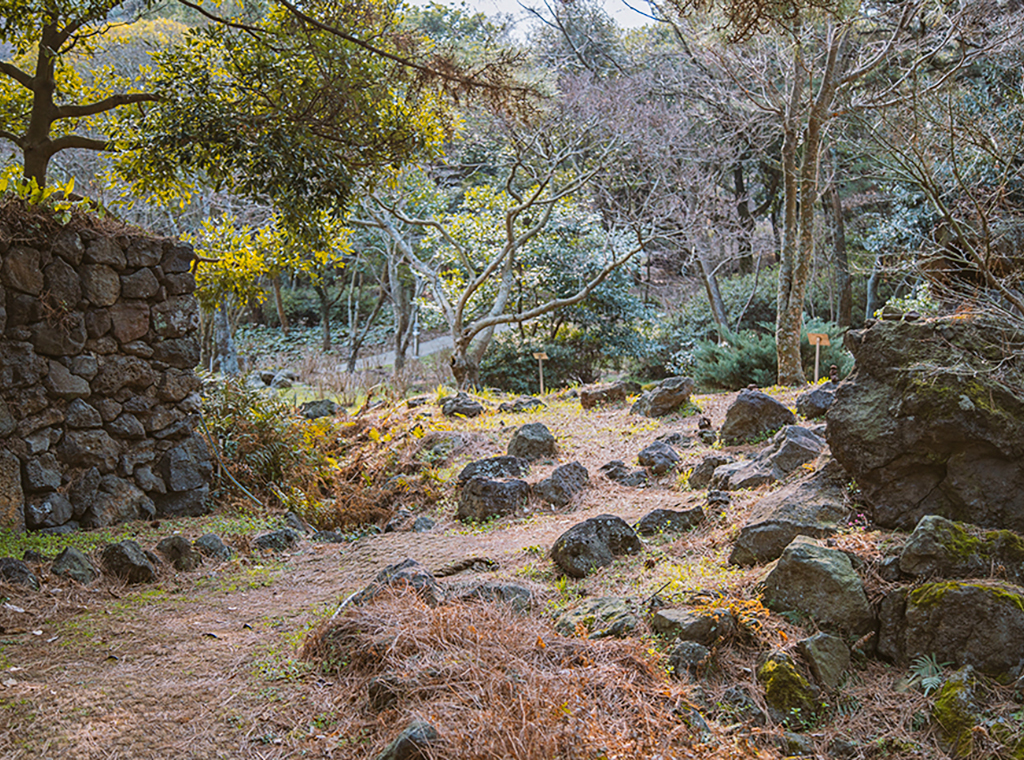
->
[2,0,1022,394]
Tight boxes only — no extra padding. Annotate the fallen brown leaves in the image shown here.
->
[302,589,775,760]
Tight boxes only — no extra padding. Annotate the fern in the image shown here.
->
[909,653,950,696]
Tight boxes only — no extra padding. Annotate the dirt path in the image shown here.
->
[0,393,761,759]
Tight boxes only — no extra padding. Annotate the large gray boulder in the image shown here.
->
[51,546,99,585]
[651,607,737,646]
[550,514,643,578]
[878,581,1024,681]
[630,376,695,417]
[827,318,1024,532]
[507,422,557,461]
[689,454,734,490]
[729,460,850,565]
[719,389,797,445]
[762,537,874,635]
[636,507,704,536]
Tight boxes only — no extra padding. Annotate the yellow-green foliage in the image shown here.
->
[757,657,817,718]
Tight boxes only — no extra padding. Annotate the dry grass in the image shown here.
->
[302,589,772,760]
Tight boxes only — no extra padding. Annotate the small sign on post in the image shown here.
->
[807,333,831,384]
[532,352,549,395]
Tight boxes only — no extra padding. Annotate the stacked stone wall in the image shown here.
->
[0,207,211,533]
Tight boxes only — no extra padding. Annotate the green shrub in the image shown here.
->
[479,331,596,393]
[691,316,854,391]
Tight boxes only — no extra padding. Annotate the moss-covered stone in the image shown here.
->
[757,653,818,724]
[900,514,1024,587]
[932,666,980,758]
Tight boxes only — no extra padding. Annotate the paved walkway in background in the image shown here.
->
[354,324,512,371]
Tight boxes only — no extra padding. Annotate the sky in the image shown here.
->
[435,0,659,33]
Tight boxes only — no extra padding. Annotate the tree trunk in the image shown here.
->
[865,256,883,321]
[450,350,480,389]
[214,303,240,375]
[698,247,729,342]
[825,163,852,329]
[775,37,806,386]
[314,284,332,352]
[735,161,754,275]
[271,274,289,335]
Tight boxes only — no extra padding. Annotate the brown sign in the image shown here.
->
[532,352,549,360]
[807,333,830,346]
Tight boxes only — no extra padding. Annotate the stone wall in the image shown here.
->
[0,206,212,533]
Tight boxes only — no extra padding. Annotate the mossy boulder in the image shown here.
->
[554,596,638,639]
[827,318,1024,532]
[756,652,819,724]
[882,580,1024,681]
[899,515,1024,585]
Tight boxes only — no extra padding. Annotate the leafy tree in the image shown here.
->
[1,0,531,223]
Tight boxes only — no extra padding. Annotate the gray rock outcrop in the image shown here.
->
[826,318,1024,532]
[534,462,589,507]
[457,477,530,522]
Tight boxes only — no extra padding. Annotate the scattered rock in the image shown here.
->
[651,607,737,646]
[898,514,1024,586]
[0,557,40,590]
[448,580,534,613]
[507,422,557,461]
[412,516,435,533]
[580,382,631,409]
[689,454,734,490]
[762,536,874,635]
[636,507,704,536]
[714,686,766,726]
[719,389,797,445]
[637,441,680,475]
[352,558,443,608]
[534,462,589,507]
[826,318,1024,532]
[599,460,648,487]
[433,556,499,577]
[456,456,531,484]
[155,535,203,571]
[630,376,695,418]
[797,632,850,690]
[457,477,530,522]
[101,540,158,583]
[796,382,837,419]
[729,460,850,565]
[194,534,232,561]
[385,510,414,533]
[498,396,546,413]
[50,547,99,585]
[285,511,310,534]
[668,641,711,678]
[554,596,639,638]
[299,399,339,419]
[440,391,485,418]
[311,530,347,543]
[711,426,826,491]
[374,719,439,760]
[254,529,300,552]
[550,514,643,578]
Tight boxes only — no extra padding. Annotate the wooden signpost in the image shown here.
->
[807,333,830,383]
[533,352,549,394]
